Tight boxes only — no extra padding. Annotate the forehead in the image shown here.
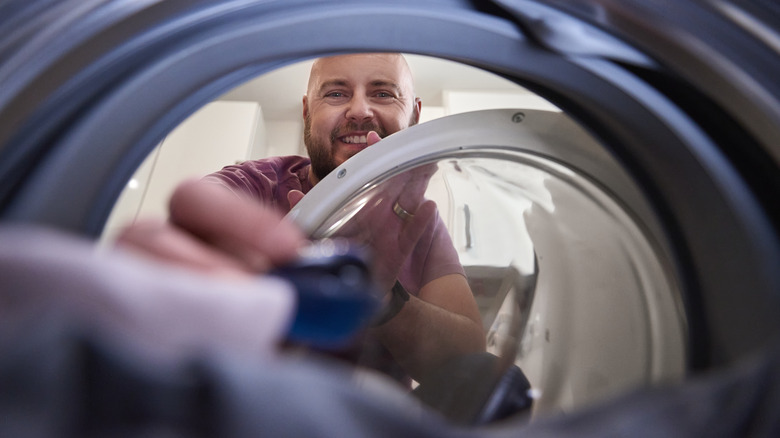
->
[308,54,413,93]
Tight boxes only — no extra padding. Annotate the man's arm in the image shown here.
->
[371,273,486,383]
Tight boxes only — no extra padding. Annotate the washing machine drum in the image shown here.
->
[0,0,778,427]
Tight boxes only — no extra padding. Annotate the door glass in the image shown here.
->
[306,149,686,419]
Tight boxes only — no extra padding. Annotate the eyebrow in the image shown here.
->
[317,79,403,95]
[370,80,403,94]
[317,80,349,92]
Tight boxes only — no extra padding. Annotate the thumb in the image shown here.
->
[287,190,305,209]
[367,131,382,146]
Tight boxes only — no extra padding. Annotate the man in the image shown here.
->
[118,53,485,383]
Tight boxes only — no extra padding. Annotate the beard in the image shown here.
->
[303,117,385,182]
[303,116,338,183]
[303,111,418,182]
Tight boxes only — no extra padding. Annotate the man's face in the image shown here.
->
[303,54,421,182]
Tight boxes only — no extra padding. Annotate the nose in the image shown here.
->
[345,94,374,124]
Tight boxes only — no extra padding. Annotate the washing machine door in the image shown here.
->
[288,108,686,418]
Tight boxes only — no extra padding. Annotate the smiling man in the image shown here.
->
[303,53,421,184]
[118,53,485,385]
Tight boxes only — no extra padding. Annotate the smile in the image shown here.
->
[341,135,368,144]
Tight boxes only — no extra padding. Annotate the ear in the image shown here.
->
[412,97,422,125]
[302,95,309,120]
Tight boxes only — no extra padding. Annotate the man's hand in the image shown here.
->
[323,162,440,294]
[115,179,306,277]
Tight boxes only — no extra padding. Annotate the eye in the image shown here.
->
[325,91,345,98]
[375,92,394,98]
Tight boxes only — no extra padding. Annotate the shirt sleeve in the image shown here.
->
[203,162,277,206]
[200,156,312,214]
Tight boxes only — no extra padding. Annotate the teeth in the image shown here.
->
[343,135,367,144]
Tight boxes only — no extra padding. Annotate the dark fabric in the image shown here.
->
[509,340,780,438]
[0,314,434,438]
[2,297,779,438]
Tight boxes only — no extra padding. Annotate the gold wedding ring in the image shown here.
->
[393,201,414,221]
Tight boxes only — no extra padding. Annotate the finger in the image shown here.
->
[169,179,307,271]
[287,189,305,209]
[367,130,382,146]
[114,219,251,277]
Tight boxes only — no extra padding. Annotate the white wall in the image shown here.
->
[418,105,445,124]
[444,90,560,115]
[102,101,262,242]
[258,120,304,158]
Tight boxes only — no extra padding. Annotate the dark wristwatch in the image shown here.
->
[373,281,410,326]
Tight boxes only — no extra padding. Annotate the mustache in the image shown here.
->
[331,122,386,140]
